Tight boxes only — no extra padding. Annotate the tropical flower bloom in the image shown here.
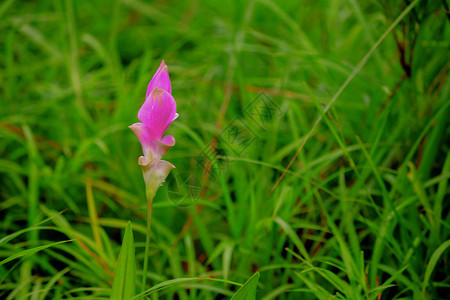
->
[129,60,178,196]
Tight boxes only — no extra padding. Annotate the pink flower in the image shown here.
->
[129,61,178,191]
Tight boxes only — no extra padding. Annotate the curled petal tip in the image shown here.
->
[161,135,175,147]
[155,160,176,178]
[138,156,148,166]
[128,123,139,130]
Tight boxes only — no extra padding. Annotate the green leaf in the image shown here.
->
[231,272,260,300]
[111,221,136,300]
[274,217,310,261]
[422,239,450,294]
[134,277,243,298]
[0,239,73,266]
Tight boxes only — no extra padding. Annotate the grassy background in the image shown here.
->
[1,0,449,299]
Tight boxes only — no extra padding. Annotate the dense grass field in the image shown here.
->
[1,0,449,299]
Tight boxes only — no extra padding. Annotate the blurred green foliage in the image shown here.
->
[0,0,449,299]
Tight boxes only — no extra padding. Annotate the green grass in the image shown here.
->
[1,0,449,299]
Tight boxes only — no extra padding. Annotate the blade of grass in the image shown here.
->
[86,179,103,251]
[111,221,136,300]
[38,267,71,300]
[421,239,450,295]
[274,217,310,261]
[230,272,260,300]
[0,240,74,266]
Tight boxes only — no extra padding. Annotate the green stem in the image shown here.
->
[141,188,155,293]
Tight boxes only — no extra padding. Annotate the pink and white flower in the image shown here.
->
[129,60,178,193]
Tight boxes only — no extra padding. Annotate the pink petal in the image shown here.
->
[151,136,176,161]
[129,123,176,161]
[161,135,175,146]
[146,60,172,98]
[129,123,158,146]
[138,88,177,140]
[129,123,158,159]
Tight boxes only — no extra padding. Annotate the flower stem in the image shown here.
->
[141,187,155,293]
